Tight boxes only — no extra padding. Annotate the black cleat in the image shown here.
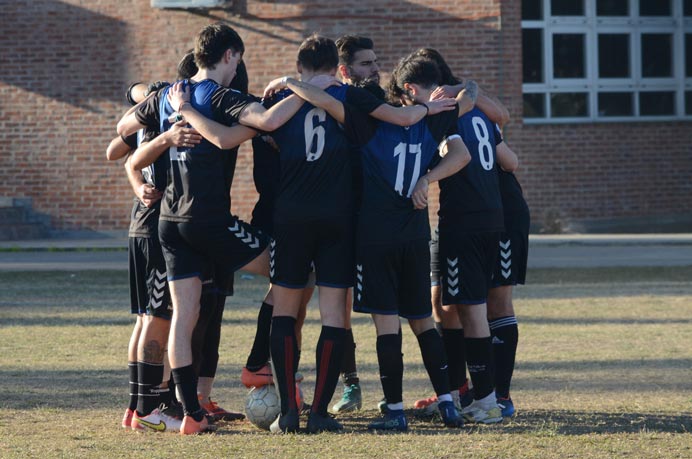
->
[269,408,299,434]
[306,412,343,433]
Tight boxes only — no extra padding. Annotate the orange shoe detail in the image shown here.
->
[413,395,438,409]
[199,396,245,422]
[122,408,134,429]
[241,364,273,388]
[180,415,213,435]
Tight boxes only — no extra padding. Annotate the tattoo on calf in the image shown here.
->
[143,340,165,363]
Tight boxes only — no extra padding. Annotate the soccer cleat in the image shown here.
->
[269,408,300,434]
[122,408,134,429]
[497,396,515,417]
[131,407,183,433]
[180,413,214,435]
[199,396,245,422]
[413,395,439,416]
[438,400,464,428]
[241,364,274,388]
[331,383,362,413]
[461,399,503,424]
[367,410,408,432]
[306,412,343,433]
[413,395,437,409]
[377,398,389,414]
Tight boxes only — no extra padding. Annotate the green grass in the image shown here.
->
[1,267,691,458]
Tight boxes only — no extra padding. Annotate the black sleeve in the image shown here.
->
[342,102,378,147]
[141,128,159,144]
[426,104,460,142]
[122,132,138,150]
[134,91,163,128]
[211,87,258,125]
[344,86,386,114]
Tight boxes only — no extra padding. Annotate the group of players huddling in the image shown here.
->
[109,22,529,435]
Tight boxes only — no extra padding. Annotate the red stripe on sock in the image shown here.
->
[311,340,333,413]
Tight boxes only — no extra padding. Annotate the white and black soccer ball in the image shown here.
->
[245,385,281,430]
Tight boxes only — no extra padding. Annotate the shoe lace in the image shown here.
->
[344,384,359,397]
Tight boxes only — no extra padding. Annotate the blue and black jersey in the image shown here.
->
[342,102,459,245]
[127,128,165,238]
[438,107,504,232]
[135,79,256,223]
[265,84,383,224]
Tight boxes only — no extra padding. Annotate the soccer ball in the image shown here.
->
[245,385,281,430]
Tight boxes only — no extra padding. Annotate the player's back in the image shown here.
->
[269,85,355,224]
[438,107,503,232]
[158,80,238,223]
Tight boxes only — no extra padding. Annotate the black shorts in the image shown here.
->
[439,229,500,306]
[491,211,529,287]
[353,239,432,319]
[159,216,269,295]
[128,236,172,319]
[270,217,354,289]
[430,226,441,286]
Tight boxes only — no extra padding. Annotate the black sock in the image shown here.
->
[270,316,298,414]
[136,362,164,416]
[171,365,202,420]
[312,326,346,415]
[128,362,138,411]
[489,316,519,398]
[442,328,465,390]
[465,337,495,400]
[416,329,451,396]
[158,382,173,406]
[246,302,274,371]
[200,294,226,378]
[376,333,403,405]
[340,328,359,385]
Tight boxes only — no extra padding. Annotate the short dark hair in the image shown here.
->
[177,50,198,80]
[387,56,441,104]
[194,23,244,70]
[297,34,338,73]
[229,60,249,93]
[335,35,374,66]
[412,48,461,86]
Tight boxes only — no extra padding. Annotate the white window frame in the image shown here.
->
[522,0,692,123]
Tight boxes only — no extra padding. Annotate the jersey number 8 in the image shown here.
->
[471,116,494,171]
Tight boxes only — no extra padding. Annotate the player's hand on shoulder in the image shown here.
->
[167,81,190,112]
[307,74,341,90]
[411,176,430,210]
[166,120,202,149]
[263,76,290,99]
[426,98,456,115]
[137,184,162,207]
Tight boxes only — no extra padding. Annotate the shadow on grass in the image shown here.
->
[520,317,692,325]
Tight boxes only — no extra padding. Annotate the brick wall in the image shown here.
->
[0,0,689,232]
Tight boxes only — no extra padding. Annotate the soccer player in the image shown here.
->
[408,51,519,424]
[487,155,530,418]
[107,80,201,432]
[119,23,315,435]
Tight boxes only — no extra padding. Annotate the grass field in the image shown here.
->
[1,267,691,458]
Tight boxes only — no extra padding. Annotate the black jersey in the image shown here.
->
[498,169,529,218]
[343,102,459,245]
[267,85,369,224]
[128,129,165,238]
[438,107,504,232]
[135,79,255,223]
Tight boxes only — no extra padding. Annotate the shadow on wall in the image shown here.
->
[0,0,128,111]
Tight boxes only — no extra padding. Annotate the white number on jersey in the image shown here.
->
[471,116,494,171]
[394,142,423,197]
[304,108,326,162]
